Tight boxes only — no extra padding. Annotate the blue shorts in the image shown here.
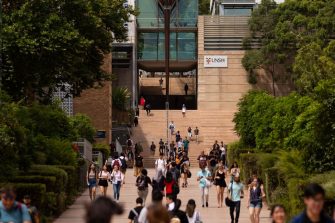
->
[88,178,97,188]
[250,202,262,208]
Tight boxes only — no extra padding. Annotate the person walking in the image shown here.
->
[155,153,167,175]
[138,190,166,223]
[180,155,190,188]
[119,153,128,183]
[128,197,144,223]
[159,77,164,87]
[220,142,227,165]
[145,103,151,116]
[87,163,98,201]
[111,165,124,201]
[136,169,152,205]
[230,162,240,181]
[197,165,212,208]
[134,152,144,177]
[164,171,178,198]
[184,83,189,95]
[248,177,266,223]
[187,127,192,140]
[140,96,146,109]
[134,116,139,127]
[135,106,140,117]
[270,205,286,223]
[159,139,165,155]
[182,104,186,117]
[170,199,189,223]
[213,164,226,208]
[176,131,181,143]
[85,196,123,223]
[194,127,199,143]
[186,199,201,223]
[169,121,176,135]
[23,195,40,223]
[150,141,156,154]
[291,183,333,223]
[183,137,190,155]
[197,151,208,169]
[98,165,110,196]
[228,176,244,223]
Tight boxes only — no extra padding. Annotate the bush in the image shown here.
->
[11,176,56,192]
[56,165,78,203]
[93,143,110,159]
[308,171,335,199]
[29,165,68,193]
[227,141,253,165]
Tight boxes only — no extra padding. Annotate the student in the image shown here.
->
[155,153,167,173]
[183,137,190,154]
[111,165,124,201]
[169,121,175,135]
[291,183,333,223]
[134,152,144,177]
[182,104,186,117]
[23,195,39,223]
[213,164,226,208]
[180,155,190,188]
[187,127,192,140]
[228,176,244,223]
[136,169,152,205]
[176,131,181,143]
[119,153,128,176]
[270,204,286,223]
[128,197,144,223]
[98,165,111,196]
[197,151,208,169]
[150,141,156,153]
[184,83,189,95]
[248,177,266,223]
[194,127,199,143]
[166,194,176,211]
[159,139,165,155]
[0,187,32,223]
[186,199,201,223]
[138,190,164,223]
[197,166,212,208]
[85,196,123,223]
[170,199,188,223]
[87,163,98,201]
[230,162,240,181]
[134,116,139,127]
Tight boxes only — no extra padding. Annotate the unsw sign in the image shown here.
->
[204,55,228,68]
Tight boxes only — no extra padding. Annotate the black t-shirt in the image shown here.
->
[128,206,143,220]
[136,175,152,188]
[135,156,143,167]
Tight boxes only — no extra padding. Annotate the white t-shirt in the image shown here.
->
[187,211,201,223]
[138,206,148,223]
[155,158,166,170]
[111,170,124,184]
[167,202,175,211]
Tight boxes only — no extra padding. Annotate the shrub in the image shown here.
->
[29,165,68,193]
[56,165,78,203]
[10,176,56,191]
[69,114,95,143]
[93,143,110,159]
[227,141,253,165]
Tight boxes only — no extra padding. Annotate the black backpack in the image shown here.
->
[120,157,127,169]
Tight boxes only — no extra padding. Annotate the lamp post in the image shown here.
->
[163,0,172,149]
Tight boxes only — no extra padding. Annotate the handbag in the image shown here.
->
[225,181,235,207]
[187,170,192,178]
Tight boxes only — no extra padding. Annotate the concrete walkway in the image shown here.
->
[54,168,270,223]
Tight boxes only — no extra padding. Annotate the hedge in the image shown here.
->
[10,176,56,191]
[28,165,68,193]
[56,165,78,204]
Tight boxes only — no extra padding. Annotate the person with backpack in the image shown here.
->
[145,103,151,116]
[0,187,32,223]
[111,165,124,201]
[127,138,133,150]
[128,197,144,223]
[183,137,190,155]
[159,139,165,155]
[169,121,175,135]
[85,196,123,223]
[134,152,144,177]
[186,199,201,223]
[197,166,212,208]
[136,169,152,205]
[164,171,179,199]
[228,175,244,223]
[119,153,128,180]
[23,195,39,223]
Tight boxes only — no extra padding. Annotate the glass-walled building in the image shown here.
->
[210,0,255,16]
[136,0,198,109]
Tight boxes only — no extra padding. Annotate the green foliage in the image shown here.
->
[112,87,131,111]
[69,114,96,143]
[93,143,110,159]
[199,0,210,15]
[227,141,252,165]
[56,165,78,203]
[274,150,306,181]
[10,176,57,191]
[308,171,335,199]
[2,0,135,102]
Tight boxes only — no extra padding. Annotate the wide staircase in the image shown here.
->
[139,77,196,95]
[132,109,239,167]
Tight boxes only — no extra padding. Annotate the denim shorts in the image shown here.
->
[250,202,262,208]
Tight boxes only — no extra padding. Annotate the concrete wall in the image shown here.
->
[197,16,294,111]
[73,54,112,144]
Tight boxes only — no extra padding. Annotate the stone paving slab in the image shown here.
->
[54,168,270,223]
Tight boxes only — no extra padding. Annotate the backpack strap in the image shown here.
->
[131,208,138,217]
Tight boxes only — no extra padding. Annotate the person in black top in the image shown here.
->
[134,152,143,177]
[128,197,143,223]
[135,106,140,117]
[176,131,181,143]
[159,139,165,155]
[184,83,189,96]
[170,199,189,223]
[213,164,226,208]
[291,183,334,223]
[150,141,156,154]
[136,169,152,205]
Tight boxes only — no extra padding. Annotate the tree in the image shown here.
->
[112,87,131,111]
[199,0,210,15]
[70,114,96,143]
[1,0,135,102]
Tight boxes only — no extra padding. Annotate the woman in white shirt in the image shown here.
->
[98,165,110,196]
[111,165,125,201]
[186,199,201,223]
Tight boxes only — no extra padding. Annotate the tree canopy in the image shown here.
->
[1,0,135,102]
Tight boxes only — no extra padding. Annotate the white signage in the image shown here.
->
[204,55,228,68]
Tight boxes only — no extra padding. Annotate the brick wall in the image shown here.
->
[73,54,112,144]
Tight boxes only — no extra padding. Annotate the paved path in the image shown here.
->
[54,168,270,223]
